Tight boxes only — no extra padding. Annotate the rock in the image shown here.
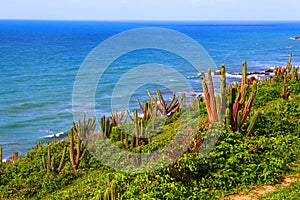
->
[265,68,274,73]
[214,70,221,75]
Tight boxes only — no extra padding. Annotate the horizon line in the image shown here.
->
[1,18,300,23]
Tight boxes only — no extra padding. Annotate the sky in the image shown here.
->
[0,0,300,21]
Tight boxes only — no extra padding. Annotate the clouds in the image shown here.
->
[0,0,299,20]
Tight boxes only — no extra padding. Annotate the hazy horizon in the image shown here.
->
[0,0,299,21]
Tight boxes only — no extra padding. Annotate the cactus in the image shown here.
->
[147,90,180,118]
[136,98,150,120]
[12,152,18,162]
[47,145,51,171]
[40,144,61,172]
[68,125,86,171]
[100,116,112,139]
[57,145,66,173]
[200,65,226,124]
[226,62,257,132]
[41,154,46,171]
[103,188,110,200]
[246,111,259,136]
[281,85,292,100]
[202,62,257,133]
[273,54,300,83]
[111,110,125,126]
[76,114,96,139]
[36,141,43,150]
[241,61,247,92]
[0,146,2,165]
[220,64,226,118]
[180,93,186,107]
[53,134,57,144]
[110,180,117,200]
[201,72,214,123]
[291,66,299,80]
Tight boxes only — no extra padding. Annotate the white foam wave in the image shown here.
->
[41,132,64,138]
[226,73,242,78]
[289,37,299,41]
[177,91,203,97]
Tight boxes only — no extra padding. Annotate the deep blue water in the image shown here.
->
[1,20,300,159]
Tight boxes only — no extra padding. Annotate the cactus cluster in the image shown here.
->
[200,64,226,124]
[201,62,258,134]
[75,114,96,138]
[226,61,258,132]
[40,144,66,173]
[68,126,86,171]
[100,116,112,139]
[111,110,127,126]
[274,54,300,82]
[136,90,180,120]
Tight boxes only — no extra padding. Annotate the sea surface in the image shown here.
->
[1,20,300,159]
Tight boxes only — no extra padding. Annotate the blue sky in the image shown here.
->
[0,0,300,21]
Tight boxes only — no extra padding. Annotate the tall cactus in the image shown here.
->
[246,111,259,136]
[200,65,226,124]
[281,85,292,100]
[220,64,226,119]
[57,145,66,173]
[136,98,151,120]
[41,154,46,171]
[207,69,218,122]
[100,116,112,139]
[68,125,86,171]
[47,145,51,171]
[0,146,2,165]
[53,134,57,144]
[12,152,18,162]
[226,62,258,132]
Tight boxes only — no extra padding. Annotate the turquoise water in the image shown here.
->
[1,20,300,159]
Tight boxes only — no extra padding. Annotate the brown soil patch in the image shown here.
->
[222,175,300,200]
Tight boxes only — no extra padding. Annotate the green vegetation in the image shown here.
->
[0,58,299,199]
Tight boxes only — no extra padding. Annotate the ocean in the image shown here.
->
[1,20,300,160]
